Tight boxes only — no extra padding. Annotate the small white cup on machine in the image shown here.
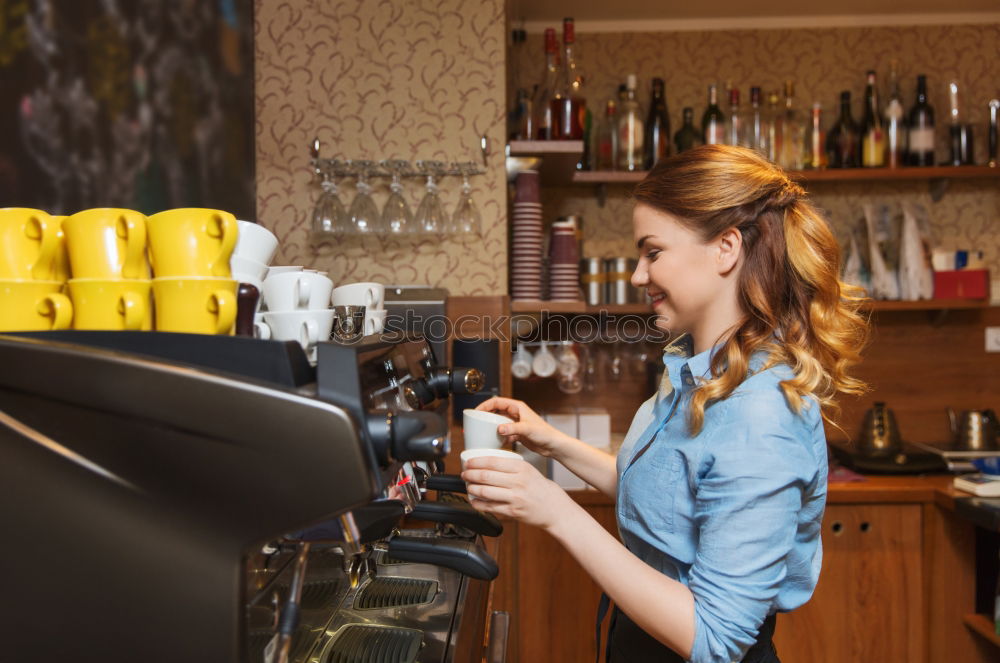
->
[233,220,279,265]
[331,282,384,309]
[230,254,270,291]
[365,309,388,335]
[256,309,335,364]
[463,408,514,450]
[263,270,334,312]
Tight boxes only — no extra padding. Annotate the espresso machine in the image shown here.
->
[0,330,507,663]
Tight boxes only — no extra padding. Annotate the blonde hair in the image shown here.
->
[633,145,869,434]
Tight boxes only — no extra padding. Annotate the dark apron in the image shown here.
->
[596,593,780,663]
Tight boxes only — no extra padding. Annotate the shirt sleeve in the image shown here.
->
[686,394,820,663]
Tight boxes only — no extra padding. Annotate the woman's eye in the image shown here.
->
[645,250,660,261]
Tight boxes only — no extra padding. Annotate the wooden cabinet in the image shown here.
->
[492,494,992,663]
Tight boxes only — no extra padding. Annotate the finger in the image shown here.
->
[466,482,513,503]
[466,457,526,473]
[461,468,519,488]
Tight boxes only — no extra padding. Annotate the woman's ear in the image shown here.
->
[715,227,743,275]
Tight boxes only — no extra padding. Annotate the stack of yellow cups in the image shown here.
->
[0,208,73,331]
[63,208,152,330]
[147,209,239,335]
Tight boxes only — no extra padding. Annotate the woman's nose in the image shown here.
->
[631,263,647,288]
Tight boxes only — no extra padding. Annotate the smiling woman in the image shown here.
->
[465,145,871,663]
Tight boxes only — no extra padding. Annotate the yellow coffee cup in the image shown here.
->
[62,208,149,280]
[52,215,71,282]
[0,208,61,280]
[68,279,152,331]
[152,277,237,335]
[146,208,238,278]
[0,280,73,331]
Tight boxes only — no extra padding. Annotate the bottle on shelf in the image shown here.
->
[763,90,781,162]
[702,84,726,146]
[674,106,703,154]
[778,80,805,170]
[596,100,619,171]
[643,77,671,169]
[726,87,748,147]
[826,91,860,168]
[861,70,886,167]
[947,80,973,165]
[617,74,644,171]
[906,74,935,166]
[804,102,827,169]
[552,17,585,141]
[534,28,560,140]
[748,87,765,155]
[885,60,906,168]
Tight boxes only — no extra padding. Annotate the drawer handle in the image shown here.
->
[831,521,844,535]
[860,521,871,533]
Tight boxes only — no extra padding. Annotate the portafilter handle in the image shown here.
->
[386,534,499,580]
[426,366,485,398]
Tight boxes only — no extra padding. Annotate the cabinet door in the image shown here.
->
[772,504,924,663]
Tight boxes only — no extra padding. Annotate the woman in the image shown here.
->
[463,145,869,663]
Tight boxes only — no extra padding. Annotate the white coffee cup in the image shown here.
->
[230,254,269,290]
[461,448,524,499]
[267,265,304,275]
[234,220,279,265]
[331,282,384,309]
[463,408,514,450]
[364,309,387,336]
[260,309,335,361]
[263,270,334,312]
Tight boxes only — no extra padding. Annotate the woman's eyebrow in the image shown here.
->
[636,235,657,250]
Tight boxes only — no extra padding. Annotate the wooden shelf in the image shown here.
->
[508,140,583,186]
[509,299,993,315]
[963,614,1000,648]
[569,165,1000,186]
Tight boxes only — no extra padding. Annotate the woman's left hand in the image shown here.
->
[461,456,577,530]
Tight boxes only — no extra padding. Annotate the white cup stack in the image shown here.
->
[229,220,278,293]
[332,282,387,336]
[257,269,335,364]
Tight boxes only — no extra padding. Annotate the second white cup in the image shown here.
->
[263,270,334,312]
[463,408,515,450]
[331,282,384,309]
[234,220,279,265]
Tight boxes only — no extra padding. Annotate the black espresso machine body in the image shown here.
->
[0,330,500,663]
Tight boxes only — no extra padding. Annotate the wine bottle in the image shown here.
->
[826,91,860,168]
[763,91,781,162]
[702,84,726,146]
[552,17,584,140]
[725,88,747,147]
[748,87,764,155]
[861,70,886,167]
[907,75,935,166]
[778,80,805,170]
[534,28,559,140]
[885,60,906,168]
[643,77,671,169]
[596,100,618,171]
[805,102,827,169]
[674,107,703,154]
[617,74,644,171]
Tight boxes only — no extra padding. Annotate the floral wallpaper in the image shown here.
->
[255,0,508,295]
[509,23,1000,277]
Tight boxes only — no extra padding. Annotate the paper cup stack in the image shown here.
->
[510,171,543,301]
[548,219,581,301]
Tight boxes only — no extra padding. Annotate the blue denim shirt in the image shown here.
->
[616,345,827,663]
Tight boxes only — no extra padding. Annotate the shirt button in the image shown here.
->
[684,376,694,386]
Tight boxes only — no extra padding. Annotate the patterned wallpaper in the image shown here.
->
[509,23,1000,277]
[254,0,508,295]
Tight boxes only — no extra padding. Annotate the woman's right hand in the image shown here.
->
[475,397,572,458]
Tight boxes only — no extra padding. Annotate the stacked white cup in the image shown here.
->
[257,268,335,364]
[331,282,387,336]
[229,220,278,294]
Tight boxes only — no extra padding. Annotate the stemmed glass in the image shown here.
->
[311,160,349,239]
[451,161,482,235]
[414,160,448,234]
[381,159,413,234]
[348,160,380,234]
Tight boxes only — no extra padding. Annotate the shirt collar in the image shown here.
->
[660,339,723,392]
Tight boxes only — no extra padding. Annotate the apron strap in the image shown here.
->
[595,592,612,663]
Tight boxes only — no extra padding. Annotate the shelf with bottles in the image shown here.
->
[507,139,584,187]
[509,298,994,315]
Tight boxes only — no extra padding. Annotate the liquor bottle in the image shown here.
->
[825,91,860,168]
[861,70,886,167]
[778,81,805,170]
[763,91,781,162]
[804,102,827,169]
[906,74,935,166]
[748,87,764,155]
[885,60,906,168]
[617,74,644,171]
[946,80,972,165]
[596,100,619,171]
[643,77,671,169]
[701,84,726,146]
[725,88,748,147]
[534,28,560,140]
[552,17,585,140]
[674,106,703,153]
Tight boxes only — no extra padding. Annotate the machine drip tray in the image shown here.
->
[354,577,438,610]
[301,578,346,611]
[248,627,313,662]
[323,624,423,663]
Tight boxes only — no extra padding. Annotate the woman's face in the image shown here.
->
[630,203,736,340]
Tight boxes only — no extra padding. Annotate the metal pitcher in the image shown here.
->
[947,408,1000,451]
[858,402,902,457]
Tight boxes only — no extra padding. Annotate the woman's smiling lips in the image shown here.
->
[648,291,666,306]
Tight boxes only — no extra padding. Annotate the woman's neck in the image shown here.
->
[690,288,745,355]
